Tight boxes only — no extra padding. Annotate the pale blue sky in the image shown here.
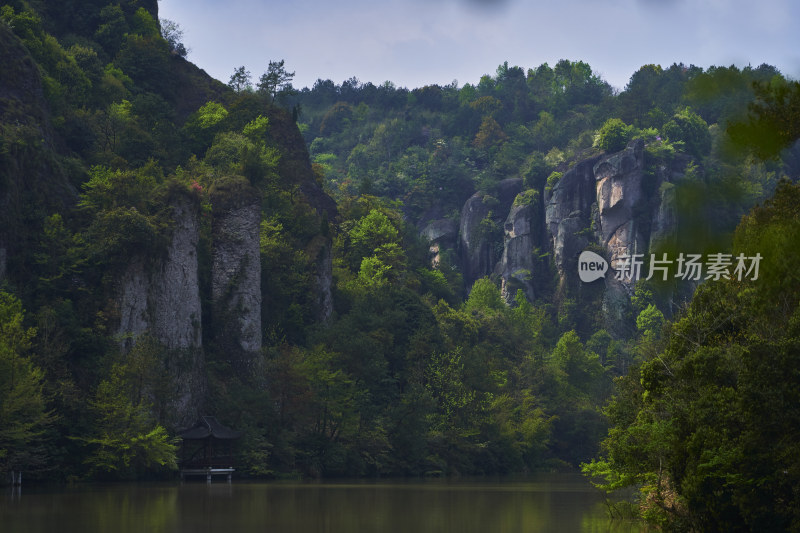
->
[157,0,800,91]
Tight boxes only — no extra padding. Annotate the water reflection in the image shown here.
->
[1,474,645,533]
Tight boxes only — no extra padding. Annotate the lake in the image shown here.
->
[1,474,645,532]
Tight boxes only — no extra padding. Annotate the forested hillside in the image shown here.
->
[1,2,800,527]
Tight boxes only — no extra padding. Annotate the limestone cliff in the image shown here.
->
[498,201,539,303]
[443,139,682,334]
[545,155,602,275]
[459,178,522,287]
[594,139,647,292]
[458,193,493,283]
[115,196,205,426]
[420,219,458,268]
[211,186,263,372]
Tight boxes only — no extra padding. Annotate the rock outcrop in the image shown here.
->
[650,183,677,251]
[420,218,458,268]
[459,193,494,284]
[152,198,203,350]
[116,196,204,426]
[545,156,602,275]
[459,178,523,286]
[211,197,263,370]
[594,139,646,292]
[498,201,538,303]
[443,138,683,335]
[308,235,334,323]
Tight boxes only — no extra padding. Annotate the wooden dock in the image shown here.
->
[180,467,234,483]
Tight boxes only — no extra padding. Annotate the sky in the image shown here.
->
[157,0,800,92]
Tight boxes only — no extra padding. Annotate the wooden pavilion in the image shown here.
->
[178,416,241,482]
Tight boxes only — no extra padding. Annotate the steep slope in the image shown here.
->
[0,22,75,284]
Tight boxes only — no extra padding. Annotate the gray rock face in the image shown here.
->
[459,193,493,284]
[117,257,150,351]
[115,198,205,426]
[421,219,458,268]
[421,219,459,245]
[117,199,203,350]
[308,235,334,324]
[459,179,523,285]
[545,157,601,276]
[496,178,524,206]
[554,213,590,277]
[450,137,687,334]
[545,156,602,242]
[212,201,263,357]
[594,140,643,243]
[650,183,677,251]
[152,199,202,350]
[499,203,536,303]
[594,140,646,292]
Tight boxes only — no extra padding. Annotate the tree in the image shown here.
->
[584,182,800,529]
[464,277,505,314]
[728,79,800,159]
[78,351,177,479]
[257,59,295,103]
[160,18,188,58]
[662,107,711,159]
[228,65,252,93]
[0,291,55,480]
[594,118,633,153]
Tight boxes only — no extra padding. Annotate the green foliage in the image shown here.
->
[79,359,177,479]
[242,115,270,140]
[159,19,188,58]
[635,304,664,338]
[228,66,252,93]
[728,79,800,160]
[192,101,229,129]
[513,188,539,207]
[545,171,562,193]
[585,182,800,529]
[464,277,504,314]
[257,59,295,103]
[346,209,400,268]
[662,107,711,159]
[0,291,55,478]
[114,34,171,97]
[3,0,796,488]
[204,131,280,185]
[594,118,634,153]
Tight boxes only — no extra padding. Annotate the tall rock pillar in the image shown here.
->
[210,180,263,376]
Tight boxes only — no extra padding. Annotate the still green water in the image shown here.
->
[1,474,644,533]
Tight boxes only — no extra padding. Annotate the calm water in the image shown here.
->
[1,474,644,533]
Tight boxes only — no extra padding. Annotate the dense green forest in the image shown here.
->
[1,0,799,529]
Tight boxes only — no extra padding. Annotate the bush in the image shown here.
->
[594,118,634,153]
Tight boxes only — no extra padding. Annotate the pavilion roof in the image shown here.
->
[179,416,242,440]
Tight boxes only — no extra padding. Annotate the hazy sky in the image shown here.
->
[157,0,800,92]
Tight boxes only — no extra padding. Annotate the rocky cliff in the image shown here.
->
[210,185,263,374]
[498,200,539,303]
[116,195,205,425]
[424,139,681,334]
[458,178,523,287]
